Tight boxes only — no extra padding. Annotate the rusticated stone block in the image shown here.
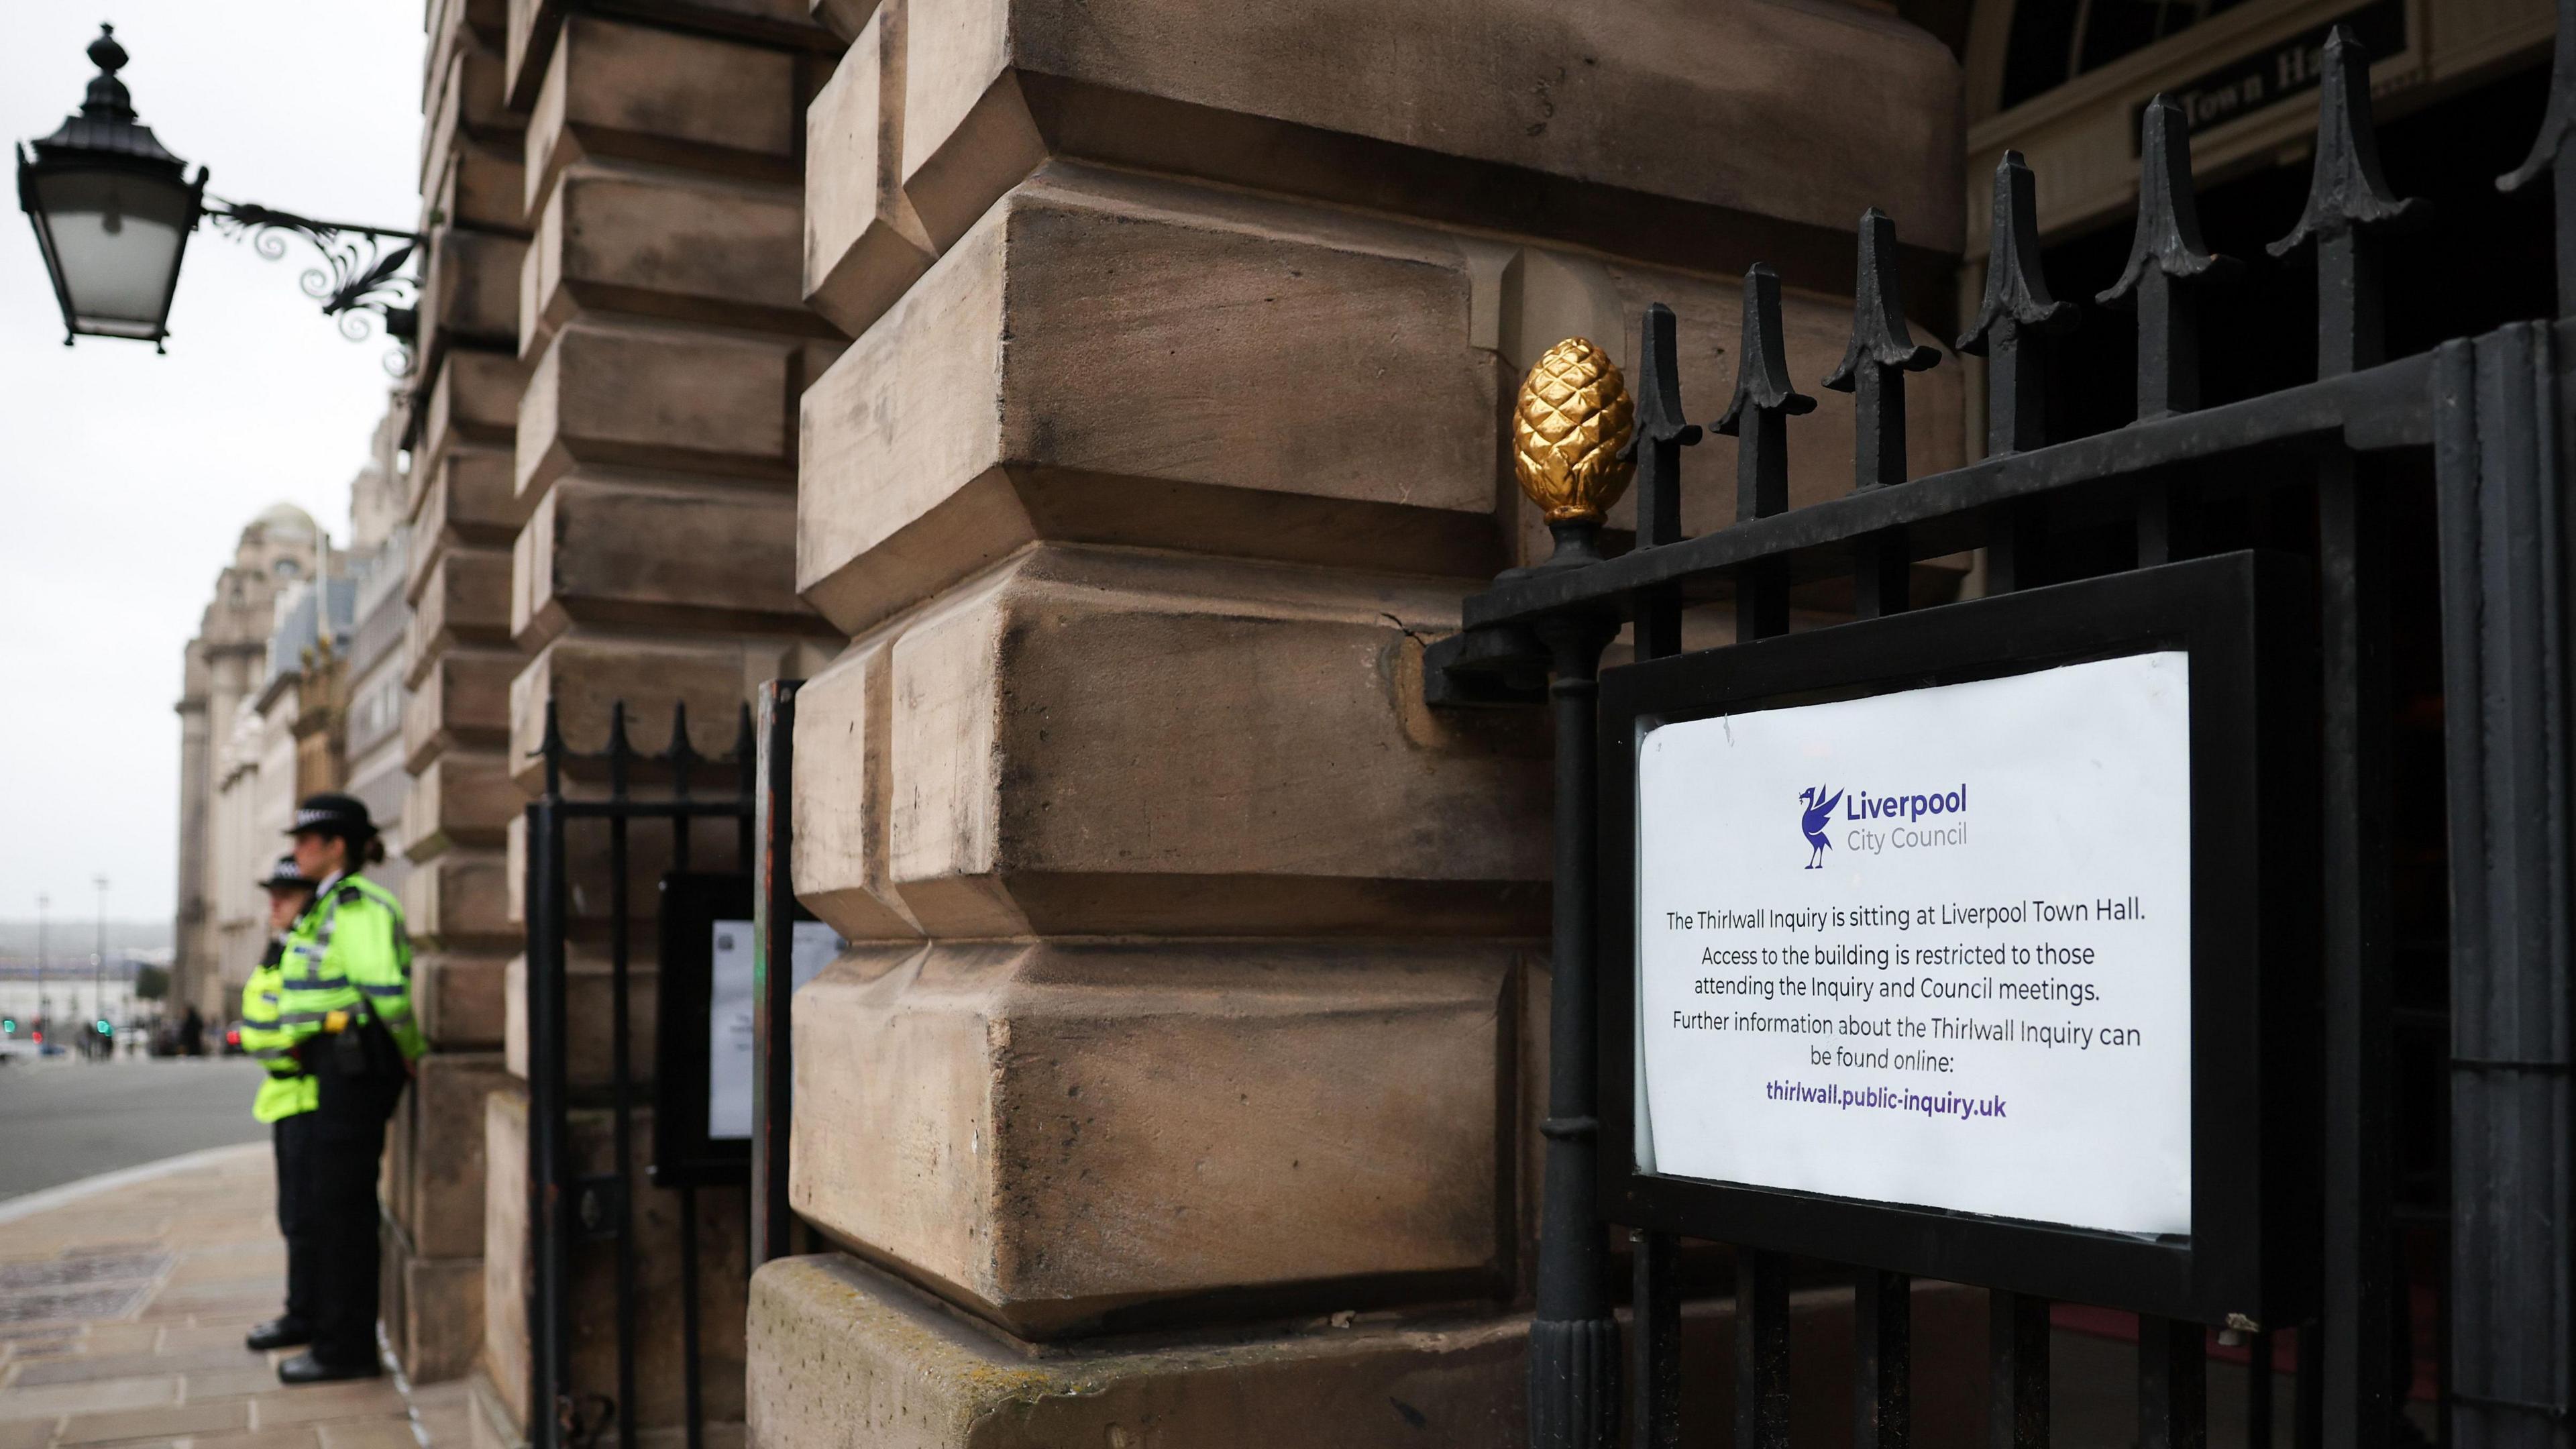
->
[804,3,933,337]
[788,640,917,942]
[745,1255,1994,1448]
[517,322,797,495]
[525,15,800,211]
[523,164,816,354]
[798,168,1501,633]
[483,1079,751,1432]
[419,227,527,362]
[429,133,529,237]
[409,750,519,857]
[506,633,766,792]
[409,449,528,610]
[417,350,525,478]
[388,1052,512,1259]
[811,0,879,44]
[502,947,659,1089]
[407,547,516,684]
[422,30,516,191]
[404,648,518,773]
[511,475,817,650]
[805,547,1545,938]
[790,941,1515,1336]
[407,848,515,951]
[419,953,510,1049]
[482,1085,531,1427]
[385,1240,486,1385]
[895,0,1959,278]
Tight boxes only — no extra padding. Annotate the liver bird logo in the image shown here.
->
[1798,786,1843,869]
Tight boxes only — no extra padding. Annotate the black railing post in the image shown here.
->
[1529,593,1620,1449]
[1628,303,1703,661]
[1630,1228,1680,1449]
[2101,93,2237,570]
[2500,0,2576,312]
[1856,1270,1911,1448]
[750,680,803,1268]
[1960,150,2078,592]
[2269,29,2424,1446]
[1715,264,1815,641]
[1736,1248,1791,1449]
[1824,207,1940,617]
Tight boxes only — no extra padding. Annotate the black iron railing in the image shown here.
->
[1436,15,2575,1448]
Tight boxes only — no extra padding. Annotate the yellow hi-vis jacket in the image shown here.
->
[241,943,319,1122]
[277,872,427,1063]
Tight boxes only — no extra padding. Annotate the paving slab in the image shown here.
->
[0,1145,447,1448]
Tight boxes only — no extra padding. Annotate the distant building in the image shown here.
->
[171,405,411,1024]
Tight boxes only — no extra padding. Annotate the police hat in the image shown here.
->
[260,853,315,892]
[286,792,374,839]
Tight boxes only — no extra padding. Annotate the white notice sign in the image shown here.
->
[707,920,843,1140]
[1635,651,2193,1236]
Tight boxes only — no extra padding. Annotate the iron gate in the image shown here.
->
[523,698,755,1449]
[1433,17,2574,1448]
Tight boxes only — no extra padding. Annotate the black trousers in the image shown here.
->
[270,1112,319,1327]
[308,1055,404,1368]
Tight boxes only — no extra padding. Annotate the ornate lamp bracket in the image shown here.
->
[205,198,421,371]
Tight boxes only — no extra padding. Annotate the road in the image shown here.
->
[0,1055,268,1199]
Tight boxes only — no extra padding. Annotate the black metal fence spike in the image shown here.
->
[2100,95,2237,307]
[606,700,633,762]
[1826,209,1939,494]
[1958,151,2076,356]
[667,700,694,762]
[2268,26,2426,258]
[1714,265,1811,642]
[1629,302,1704,549]
[1628,302,1704,661]
[539,698,566,798]
[1715,264,1818,443]
[1826,208,1941,391]
[733,703,755,769]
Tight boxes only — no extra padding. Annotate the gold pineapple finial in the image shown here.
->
[1512,337,1637,529]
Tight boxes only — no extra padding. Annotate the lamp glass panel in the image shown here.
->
[31,167,191,335]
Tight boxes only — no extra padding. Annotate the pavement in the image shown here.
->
[0,1060,268,1201]
[0,1144,469,1449]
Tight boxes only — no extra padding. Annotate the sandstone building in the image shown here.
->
[164,0,2567,1442]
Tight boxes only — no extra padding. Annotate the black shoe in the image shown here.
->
[276,1350,381,1384]
[245,1318,311,1351]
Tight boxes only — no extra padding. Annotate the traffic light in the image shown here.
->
[94,1019,111,1036]
[1,1018,15,1035]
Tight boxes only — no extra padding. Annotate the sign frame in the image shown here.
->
[652,871,824,1188]
[1597,551,2320,1325]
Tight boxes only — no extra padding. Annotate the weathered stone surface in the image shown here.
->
[385,1240,486,1386]
[409,447,525,606]
[790,941,1515,1336]
[893,0,1959,281]
[788,639,916,941]
[405,647,519,773]
[388,1053,512,1259]
[483,1080,750,1432]
[421,226,528,362]
[422,28,517,191]
[525,15,801,211]
[408,749,519,856]
[429,133,529,237]
[506,633,767,792]
[523,164,817,354]
[810,0,879,43]
[407,848,515,951]
[804,5,934,336]
[799,167,1504,632]
[502,947,659,1089]
[417,350,525,477]
[482,1086,531,1429]
[745,1254,1993,1448]
[502,810,747,932]
[407,547,517,684]
[517,322,798,496]
[796,546,1545,938]
[507,0,830,111]
[512,474,818,650]
[419,952,511,1049]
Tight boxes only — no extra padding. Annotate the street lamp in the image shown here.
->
[16,24,419,356]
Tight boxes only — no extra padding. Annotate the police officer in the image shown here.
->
[272,794,424,1384]
[241,854,319,1354]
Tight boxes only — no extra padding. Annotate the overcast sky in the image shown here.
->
[0,3,425,928]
